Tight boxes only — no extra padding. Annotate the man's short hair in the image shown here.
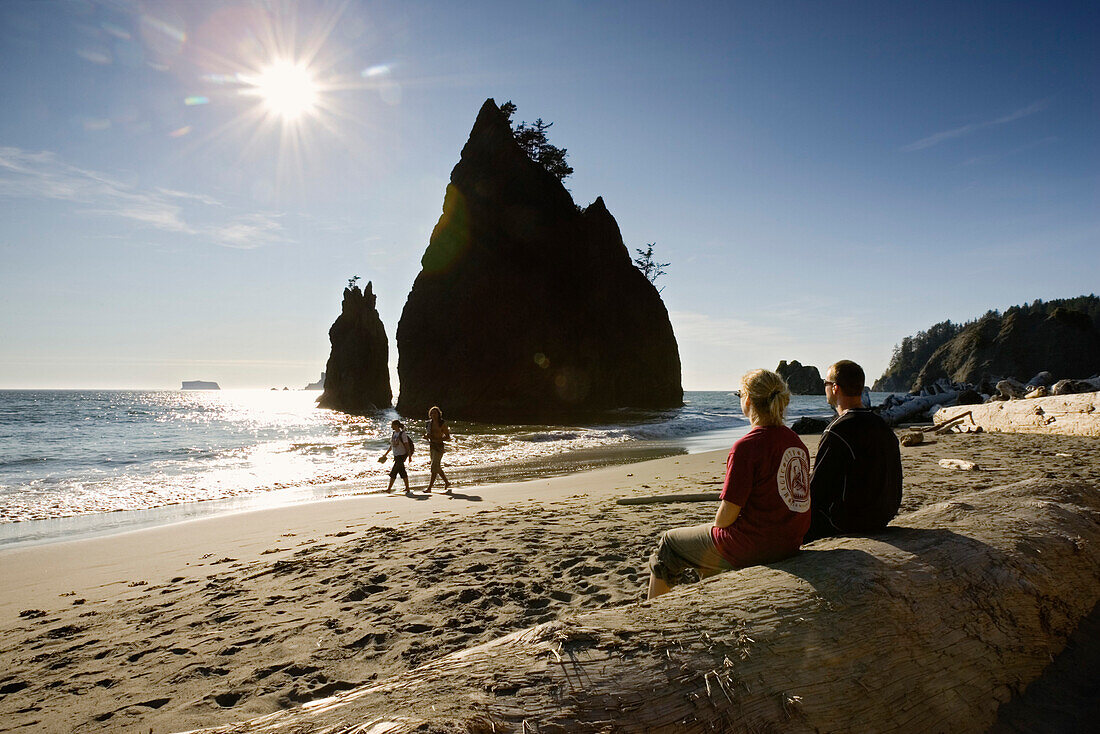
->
[830,360,865,397]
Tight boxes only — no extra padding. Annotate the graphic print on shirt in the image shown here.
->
[776,446,811,512]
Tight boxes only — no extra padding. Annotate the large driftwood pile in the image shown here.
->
[187,479,1100,734]
[934,391,1100,437]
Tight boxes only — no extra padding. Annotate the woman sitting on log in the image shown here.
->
[647,369,812,598]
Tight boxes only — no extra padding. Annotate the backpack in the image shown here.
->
[403,431,414,457]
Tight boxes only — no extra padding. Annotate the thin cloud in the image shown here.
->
[212,213,286,249]
[962,136,1059,166]
[670,310,787,349]
[900,100,1049,152]
[0,146,287,248]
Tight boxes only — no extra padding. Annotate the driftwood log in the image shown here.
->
[935,391,1100,437]
[879,391,958,426]
[186,478,1100,734]
[616,492,720,505]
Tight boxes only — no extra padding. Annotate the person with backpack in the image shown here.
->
[380,419,414,493]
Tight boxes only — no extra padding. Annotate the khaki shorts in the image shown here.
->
[648,523,733,586]
[429,445,444,472]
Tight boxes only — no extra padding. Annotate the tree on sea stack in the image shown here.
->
[395,98,682,422]
[499,101,574,181]
[191,477,1100,733]
[633,242,670,290]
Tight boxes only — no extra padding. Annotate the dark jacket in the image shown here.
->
[805,409,902,541]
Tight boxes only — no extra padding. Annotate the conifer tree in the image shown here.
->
[500,101,574,181]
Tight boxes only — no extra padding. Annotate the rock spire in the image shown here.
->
[317,282,392,414]
[395,99,682,421]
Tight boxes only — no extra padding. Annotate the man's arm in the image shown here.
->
[810,432,848,520]
[714,500,741,529]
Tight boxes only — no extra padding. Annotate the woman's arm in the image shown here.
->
[714,500,741,529]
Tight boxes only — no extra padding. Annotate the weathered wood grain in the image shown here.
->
[183,478,1100,734]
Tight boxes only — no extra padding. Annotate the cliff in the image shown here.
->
[911,307,1100,391]
[395,99,682,421]
[776,360,824,395]
[874,296,1100,392]
[317,283,391,414]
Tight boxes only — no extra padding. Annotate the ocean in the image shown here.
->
[0,389,884,547]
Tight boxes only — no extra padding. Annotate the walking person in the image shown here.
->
[424,406,452,494]
[380,420,413,494]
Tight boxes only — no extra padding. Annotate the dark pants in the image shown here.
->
[389,455,408,480]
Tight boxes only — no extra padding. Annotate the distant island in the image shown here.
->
[181,381,220,390]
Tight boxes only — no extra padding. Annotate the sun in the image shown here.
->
[249,60,319,121]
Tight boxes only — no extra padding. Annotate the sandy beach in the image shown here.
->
[1,430,1098,733]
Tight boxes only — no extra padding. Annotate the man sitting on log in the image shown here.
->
[804,360,903,542]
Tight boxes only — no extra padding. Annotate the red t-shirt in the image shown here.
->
[711,425,811,567]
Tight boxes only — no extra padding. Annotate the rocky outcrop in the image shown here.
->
[790,416,830,434]
[911,307,1100,391]
[875,301,1100,393]
[395,99,682,421]
[304,372,325,391]
[776,360,824,395]
[181,381,219,390]
[317,283,391,414]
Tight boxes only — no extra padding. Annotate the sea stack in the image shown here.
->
[317,282,392,414]
[776,360,825,395]
[396,99,682,422]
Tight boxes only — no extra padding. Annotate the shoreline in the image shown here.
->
[0,445,741,620]
[2,430,1097,732]
[0,427,756,551]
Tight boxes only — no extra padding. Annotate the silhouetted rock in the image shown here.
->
[790,416,830,434]
[1049,378,1100,395]
[956,389,984,405]
[304,372,325,390]
[997,378,1028,400]
[912,307,1100,391]
[1027,371,1054,387]
[395,99,682,421]
[318,283,391,414]
[775,360,824,395]
[182,381,219,390]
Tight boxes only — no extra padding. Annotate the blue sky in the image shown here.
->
[1,0,1096,390]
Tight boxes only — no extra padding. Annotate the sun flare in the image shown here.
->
[250,60,319,121]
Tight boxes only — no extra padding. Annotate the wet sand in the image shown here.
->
[0,430,1097,732]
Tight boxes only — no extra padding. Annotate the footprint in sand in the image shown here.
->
[0,680,29,695]
[212,691,242,707]
[341,584,387,602]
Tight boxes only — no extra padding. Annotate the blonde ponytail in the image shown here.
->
[740,369,791,427]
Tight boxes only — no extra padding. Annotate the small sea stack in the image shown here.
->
[317,282,391,414]
[396,99,682,422]
[776,360,824,395]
